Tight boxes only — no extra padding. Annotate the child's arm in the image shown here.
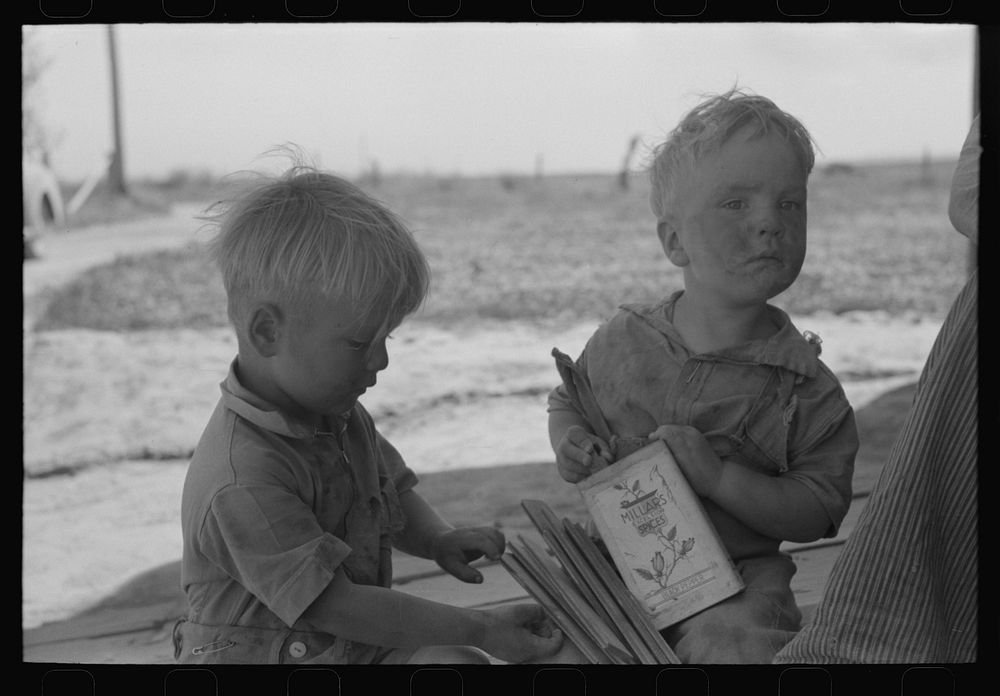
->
[548,409,614,483]
[649,424,831,542]
[299,568,562,663]
[393,488,506,584]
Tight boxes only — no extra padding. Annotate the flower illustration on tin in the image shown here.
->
[613,478,644,505]
[633,524,696,588]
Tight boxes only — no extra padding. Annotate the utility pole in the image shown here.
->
[107,25,128,196]
[618,135,639,191]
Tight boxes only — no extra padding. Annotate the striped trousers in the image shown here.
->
[774,269,978,663]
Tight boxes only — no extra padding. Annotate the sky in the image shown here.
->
[22,23,978,182]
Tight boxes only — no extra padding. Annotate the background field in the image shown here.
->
[36,160,969,334]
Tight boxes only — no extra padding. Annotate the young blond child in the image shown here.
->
[174,162,563,665]
[548,89,859,663]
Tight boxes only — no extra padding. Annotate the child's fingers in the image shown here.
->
[526,615,553,638]
[570,439,598,464]
[591,434,613,456]
[648,424,675,441]
[648,424,695,456]
[529,628,564,657]
[511,602,548,626]
[589,452,610,471]
[581,446,610,473]
[578,433,613,466]
[577,437,598,457]
[474,527,505,560]
[648,424,704,455]
[566,427,599,453]
[440,556,482,584]
[520,611,564,657]
[557,457,590,482]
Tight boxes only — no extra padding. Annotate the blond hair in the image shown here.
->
[648,87,818,220]
[204,158,429,341]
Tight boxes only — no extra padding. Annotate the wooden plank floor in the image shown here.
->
[23,492,872,664]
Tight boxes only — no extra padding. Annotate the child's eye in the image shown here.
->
[722,200,745,210]
[780,200,803,211]
[347,334,393,351]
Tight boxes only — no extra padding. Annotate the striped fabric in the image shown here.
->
[774,269,979,663]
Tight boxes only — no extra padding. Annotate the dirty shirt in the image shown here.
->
[178,360,416,661]
[548,292,857,561]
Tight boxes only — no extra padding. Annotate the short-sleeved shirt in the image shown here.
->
[548,292,858,561]
[180,360,418,633]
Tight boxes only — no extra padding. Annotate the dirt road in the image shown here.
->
[23,202,210,329]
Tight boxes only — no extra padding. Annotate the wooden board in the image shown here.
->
[522,500,656,660]
[501,551,611,664]
[524,499,671,663]
[22,622,177,664]
[393,559,529,607]
[520,535,637,663]
[538,524,657,663]
[562,519,679,664]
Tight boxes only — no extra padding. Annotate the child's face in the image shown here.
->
[660,126,808,307]
[271,295,390,422]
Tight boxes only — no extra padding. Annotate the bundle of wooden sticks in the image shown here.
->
[501,499,681,664]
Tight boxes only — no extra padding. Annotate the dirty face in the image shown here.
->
[660,126,808,307]
[270,295,390,422]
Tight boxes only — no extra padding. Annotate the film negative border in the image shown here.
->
[22,1,988,24]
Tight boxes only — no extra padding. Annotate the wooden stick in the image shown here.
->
[526,505,659,664]
[508,539,620,664]
[568,528,670,664]
[529,516,615,613]
[566,521,680,664]
[519,535,633,659]
[500,551,607,664]
[563,520,681,664]
[518,500,678,664]
[539,528,627,642]
[513,537,633,663]
[544,527,659,664]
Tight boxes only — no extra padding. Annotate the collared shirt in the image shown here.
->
[180,360,418,632]
[548,292,858,560]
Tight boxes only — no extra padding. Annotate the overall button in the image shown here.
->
[288,640,307,658]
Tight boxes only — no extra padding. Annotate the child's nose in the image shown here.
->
[754,210,785,238]
[366,339,389,372]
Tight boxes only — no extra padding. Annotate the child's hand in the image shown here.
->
[481,603,564,663]
[432,526,506,583]
[555,426,614,483]
[647,424,724,498]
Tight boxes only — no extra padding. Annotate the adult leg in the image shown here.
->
[774,271,978,663]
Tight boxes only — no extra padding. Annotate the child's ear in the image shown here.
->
[246,303,284,358]
[657,219,689,267]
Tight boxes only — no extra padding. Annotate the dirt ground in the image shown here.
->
[21,206,944,630]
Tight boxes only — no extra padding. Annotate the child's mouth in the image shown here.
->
[353,380,376,395]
